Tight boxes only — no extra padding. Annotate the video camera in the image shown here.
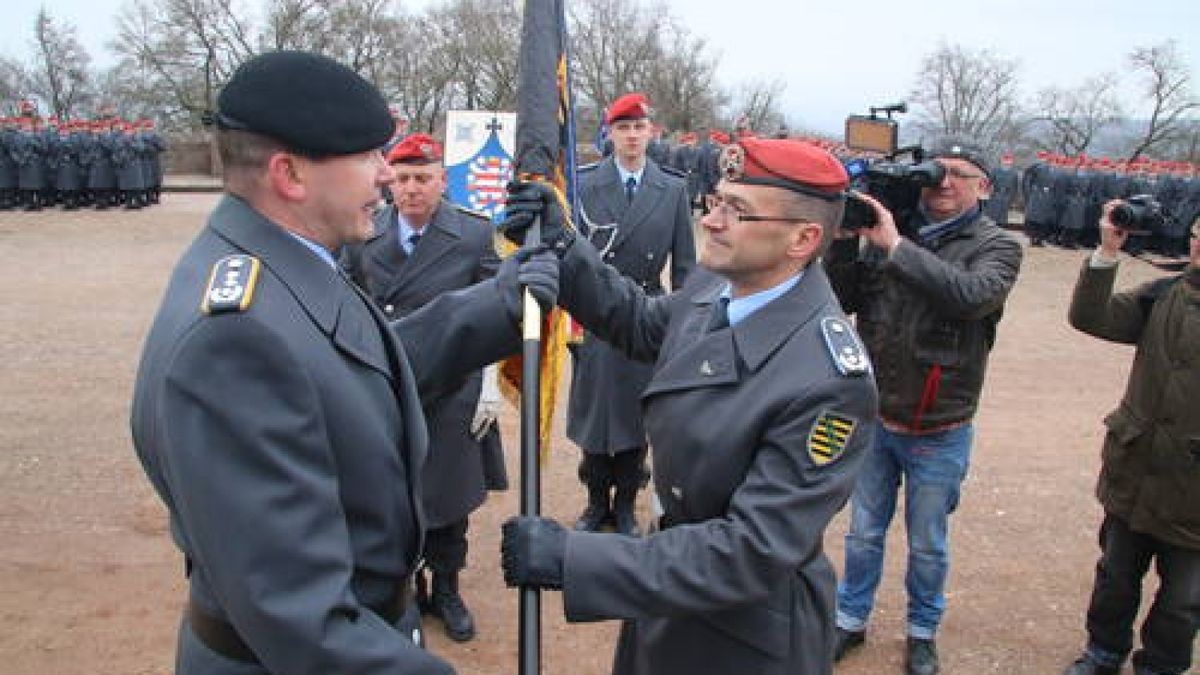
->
[1110,194,1164,235]
[841,103,945,231]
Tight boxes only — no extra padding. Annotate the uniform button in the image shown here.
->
[646,253,654,260]
[384,304,394,315]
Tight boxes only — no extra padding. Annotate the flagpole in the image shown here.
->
[514,0,574,670]
[519,219,543,675]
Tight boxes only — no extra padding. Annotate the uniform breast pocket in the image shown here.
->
[915,321,961,367]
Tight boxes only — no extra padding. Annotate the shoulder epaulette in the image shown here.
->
[451,203,491,222]
[201,254,261,315]
[576,161,600,173]
[820,317,870,377]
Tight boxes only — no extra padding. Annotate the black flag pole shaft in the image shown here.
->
[519,216,543,675]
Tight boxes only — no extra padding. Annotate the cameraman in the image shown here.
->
[825,137,1023,675]
[1061,204,1199,675]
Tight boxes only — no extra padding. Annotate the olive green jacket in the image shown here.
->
[1068,259,1200,550]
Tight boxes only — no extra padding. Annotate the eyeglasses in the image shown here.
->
[705,194,812,224]
[942,165,986,181]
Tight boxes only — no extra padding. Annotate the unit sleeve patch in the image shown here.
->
[807,410,857,466]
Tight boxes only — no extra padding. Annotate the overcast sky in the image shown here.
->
[3,0,1197,135]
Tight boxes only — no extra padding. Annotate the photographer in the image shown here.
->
[1061,204,1200,675]
[825,137,1023,675]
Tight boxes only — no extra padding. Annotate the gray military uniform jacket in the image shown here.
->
[131,195,521,674]
[569,156,695,454]
[555,241,878,675]
[342,201,503,527]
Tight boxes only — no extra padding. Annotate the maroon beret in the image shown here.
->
[605,93,651,125]
[719,137,848,202]
[386,133,443,164]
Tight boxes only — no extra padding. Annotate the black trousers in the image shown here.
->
[579,447,649,490]
[1084,514,1200,674]
[424,517,469,573]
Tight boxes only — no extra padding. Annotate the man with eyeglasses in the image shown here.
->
[1060,207,1200,675]
[825,137,1024,674]
[568,92,695,537]
[495,137,878,674]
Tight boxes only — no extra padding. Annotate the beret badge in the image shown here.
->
[720,144,746,181]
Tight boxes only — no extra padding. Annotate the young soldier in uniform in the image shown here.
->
[570,92,695,536]
[1061,205,1200,675]
[130,50,556,675]
[341,133,504,643]
[499,137,878,675]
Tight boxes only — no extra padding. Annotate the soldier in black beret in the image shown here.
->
[131,50,559,675]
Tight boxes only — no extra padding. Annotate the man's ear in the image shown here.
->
[265,152,307,202]
[787,221,824,261]
[978,175,993,200]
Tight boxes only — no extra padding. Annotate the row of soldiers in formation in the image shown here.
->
[642,128,1199,259]
[0,115,168,212]
[1021,153,1200,257]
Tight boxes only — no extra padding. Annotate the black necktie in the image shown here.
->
[408,232,421,251]
[708,297,730,332]
[625,176,637,204]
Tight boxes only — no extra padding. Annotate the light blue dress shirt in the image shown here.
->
[721,271,804,327]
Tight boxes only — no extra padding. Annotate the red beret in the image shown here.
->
[605,93,651,124]
[708,130,730,145]
[386,133,443,164]
[719,138,848,202]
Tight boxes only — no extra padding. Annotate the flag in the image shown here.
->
[498,0,579,459]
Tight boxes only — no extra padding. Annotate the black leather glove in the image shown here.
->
[499,181,573,253]
[497,245,559,318]
[501,516,567,589]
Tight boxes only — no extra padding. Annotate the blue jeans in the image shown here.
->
[836,421,974,639]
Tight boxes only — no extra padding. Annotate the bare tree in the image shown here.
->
[380,15,460,133]
[910,43,1024,148]
[729,78,787,135]
[0,56,32,114]
[1033,73,1123,155]
[110,0,258,127]
[639,19,724,133]
[27,9,94,119]
[568,0,664,118]
[427,0,521,112]
[1125,40,1199,160]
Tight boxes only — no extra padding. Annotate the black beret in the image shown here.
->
[217,51,392,157]
[928,136,990,178]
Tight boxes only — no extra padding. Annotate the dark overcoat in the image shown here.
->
[342,201,504,527]
[131,195,520,674]
[556,241,878,675]
[569,156,695,454]
[1068,261,1200,551]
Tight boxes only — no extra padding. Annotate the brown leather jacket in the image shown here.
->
[1069,260,1200,550]
[826,210,1023,431]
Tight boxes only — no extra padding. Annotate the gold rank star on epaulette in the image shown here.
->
[820,317,870,377]
[201,255,262,314]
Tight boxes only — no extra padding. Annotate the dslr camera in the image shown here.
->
[840,104,945,231]
[1110,194,1164,235]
